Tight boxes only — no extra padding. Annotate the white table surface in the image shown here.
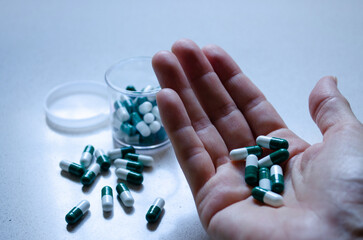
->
[0,1,362,239]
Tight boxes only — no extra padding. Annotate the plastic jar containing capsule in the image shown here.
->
[105,57,169,150]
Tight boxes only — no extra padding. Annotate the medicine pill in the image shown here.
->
[116,183,134,207]
[65,200,90,224]
[152,106,160,121]
[114,159,144,173]
[258,149,289,168]
[114,101,130,122]
[101,186,113,212]
[80,145,94,168]
[143,113,155,124]
[149,121,161,134]
[244,155,258,186]
[138,101,153,115]
[59,160,85,177]
[270,165,284,193]
[95,149,111,171]
[124,153,154,167]
[115,168,143,185]
[251,186,284,207]
[121,123,137,136]
[131,112,151,137]
[126,85,136,91]
[256,136,289,150]
[120,95,136,113]
[108,146,136,160]
[259,167,271,191]
[81,164,100,186]
[229,145,263,161]
[146,197,165,223]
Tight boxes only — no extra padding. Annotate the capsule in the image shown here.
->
[146,197,165,223]
[81,164,100,186]
[115,168,143,185]
[116,183,134,207]
[121,123,137,136]
[229,145,263,161]
[143,113,155,124]
[107,146,136,160]
[152,106,160,121]
[114,101,130,122]
[130,112,151,137]
[124,153,154,167]
[120,95,136,113]
[259,167,271,191]
[80,145,94,168]
[244,155,258,186]
[149,121,161,134]
[59,160,85,177]
[114,159,144,173]
[65,200,90,224]
[270,165,284,193]
[126,85,136,91]
[95,149,111,171]
[252,186,284,207]
[256,136,289,150]
[138,101,153,115]
[258,149,289,168]
[101,186,113,212]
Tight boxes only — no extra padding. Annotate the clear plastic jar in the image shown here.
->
[105,57,169,150]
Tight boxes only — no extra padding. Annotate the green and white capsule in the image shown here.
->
[270,165,284,193]
[116,183,134,207]
[256,136,289,150]
[114,101,130,122]
[230,145,263,161]
[107,146,136,160]
[259,167,271,191]
[120,94,136,113]
[130,112,151,137]
[146,197,165,223]
[65,200,90,224]
[115,168,143,185]
[143,113,155,124]
[59,160,85,177]
[152,106,160,121]
[101,186,113,212]
[126,85,136,91]
[81,164,100,186]
[138,101,153,115]
[258,149,289,168]
[80,145,94,168]
[244,155,258,186]
[252,186,284,207]
[149,120,161,134]
[95,149,111,171]
[124,153,154,167]
[121,123,137,136]
[114,159,144,173]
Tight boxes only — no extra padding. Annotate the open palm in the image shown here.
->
[152,39,363,240]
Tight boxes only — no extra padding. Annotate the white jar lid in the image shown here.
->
[44,81,109,132]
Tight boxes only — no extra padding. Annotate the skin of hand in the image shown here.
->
[152,39,363,240]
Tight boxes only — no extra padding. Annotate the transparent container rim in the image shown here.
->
[105,56,160,97]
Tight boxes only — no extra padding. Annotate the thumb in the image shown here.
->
[309,76,358,136]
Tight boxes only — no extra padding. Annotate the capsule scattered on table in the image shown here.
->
[116,183,134,207]
[258,149,289,168]
[114,159,144,173]
[65,200,90,224]
[95,149,111,171]
[115,168,143,185]
[146,197,165,223]
[252,186,284,207]
[108,146,136,160]
[230,145,263,161]
[124,153,154,167]
[244,155,258,186]
[256,136,289,150]
[101,186,113,212]
[59,160,85,177]
[259,167,271,191]
[270,165,284,193]
[81,164,100,186]
[80,145,94,168]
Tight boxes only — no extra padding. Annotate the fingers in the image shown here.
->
[152,50,229,167]
[171,39,255,150]
[202,44,287,137]
[156,88,215,195]
[309,76,358,136]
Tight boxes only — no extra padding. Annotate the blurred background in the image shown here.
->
[0,0,362,239]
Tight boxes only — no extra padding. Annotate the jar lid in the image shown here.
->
[44,81,109,132]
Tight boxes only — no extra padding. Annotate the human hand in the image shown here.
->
[152,39,363,240]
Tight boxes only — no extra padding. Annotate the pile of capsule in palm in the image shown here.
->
[60,145,165,225]
[229,136,289,207]
[112,85,167,146]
